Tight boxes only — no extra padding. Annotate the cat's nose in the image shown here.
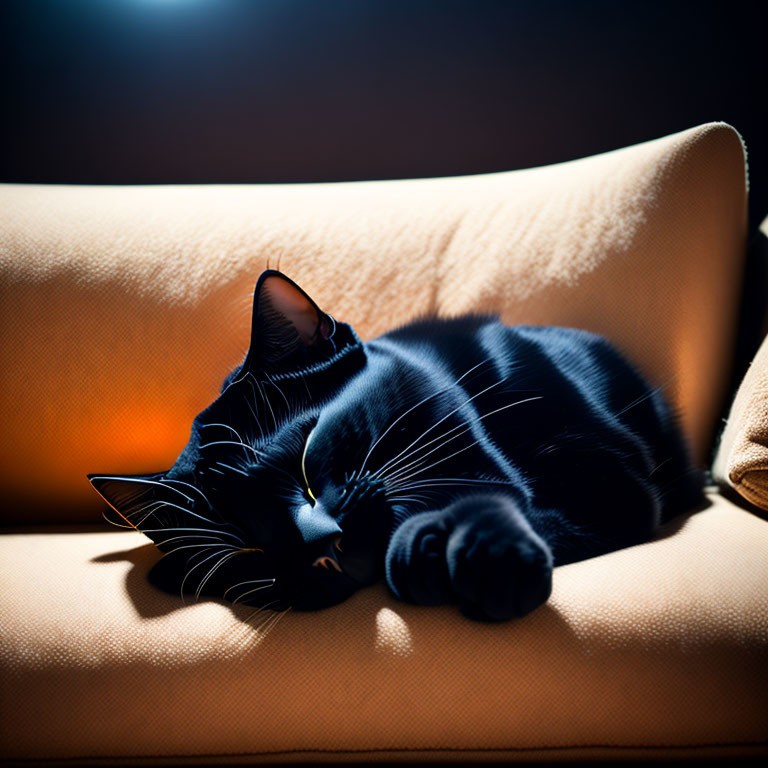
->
[293,501,342,547]
[311,535,344,573]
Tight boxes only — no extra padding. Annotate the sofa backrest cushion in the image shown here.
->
[0,122,748,523]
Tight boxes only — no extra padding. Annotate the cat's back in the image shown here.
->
[364,315,635,452]
[370,315,662,418]
[365,316,702,517]
[368,314,635,401]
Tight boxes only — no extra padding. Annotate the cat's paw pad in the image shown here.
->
[446,496,553,621]
[385,511,454,606]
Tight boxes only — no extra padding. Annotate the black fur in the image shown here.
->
[88,271,705,622]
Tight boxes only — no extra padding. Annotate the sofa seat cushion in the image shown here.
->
[1,491,765,763]
[0,122,747,523]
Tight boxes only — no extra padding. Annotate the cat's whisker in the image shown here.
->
[245,380,267,440]
[156,533,231,547]
[380,396,543,486]
[256,451,308,486]
[386,495,430,507]
[159,477,215,511]
[252,606,290,639]
[111,486,232,529]
[88,474,197,505]
[241,384,266,441]
[252,374,278,430]
[101,509,135,529]
[156,499,234,529]
[136,508,162,528]
[300,372,312,400]
[371,377,509,481]
[221,366,251,394]
[195,549,248,601]
[241,599,282,626]
[386,479,517,499]
[259,605,291,637]
[223,577,276,602]
[164,542,240,557]
[89,474,204,524]
[382,446,462,487]
[127,497,228,530]
[200,439,267,460]
[615,376,676,417]
[356,356,495,479]
[264,371,292,416]
[386,483,445,495]
[125,499,169,528]
[373,392,532,484]
[160,533,232,545]
[200,422,247,444]
[249,604,285,636]
[215,460,250,477]
[180,546,235,604]
[227,580,277,605]
[646,456,674,480]
[141,526,246,544]
[374,421,469,479]
[379,455,434,488]
[390,476,513,489]
[382,436,490,488]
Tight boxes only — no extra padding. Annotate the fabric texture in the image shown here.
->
[0,122,748,523]
[0,491,766,763]
[714,216,768,509]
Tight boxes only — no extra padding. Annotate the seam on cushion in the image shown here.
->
[730,453,768,485]
[8,741,768,763]
[735,475,768,508]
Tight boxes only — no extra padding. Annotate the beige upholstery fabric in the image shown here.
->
[714,216,768,510]
[0,491,765,763]
[0,122,747,523]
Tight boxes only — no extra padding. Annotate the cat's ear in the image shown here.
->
[87,471,184,548]
[245,270,335,370]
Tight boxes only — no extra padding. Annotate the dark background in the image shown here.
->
[1,0,766,227]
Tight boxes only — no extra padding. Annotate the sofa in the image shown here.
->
[1,122,766,765]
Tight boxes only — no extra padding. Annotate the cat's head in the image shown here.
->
[88,270,397,611]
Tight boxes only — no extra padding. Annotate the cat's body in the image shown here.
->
[89,271,705,622]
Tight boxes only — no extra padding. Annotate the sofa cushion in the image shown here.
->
[714,216,768,510]
[0,122,747,523]
[0,490,765,763]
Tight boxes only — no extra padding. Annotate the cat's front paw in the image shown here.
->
[385,510,455,606]
[445,494,553,622]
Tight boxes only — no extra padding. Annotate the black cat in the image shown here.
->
[88,270,705,622]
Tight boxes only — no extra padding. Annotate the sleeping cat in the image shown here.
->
[88,270,705,622]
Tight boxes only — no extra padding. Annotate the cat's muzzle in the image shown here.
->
[333,477,391,586]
